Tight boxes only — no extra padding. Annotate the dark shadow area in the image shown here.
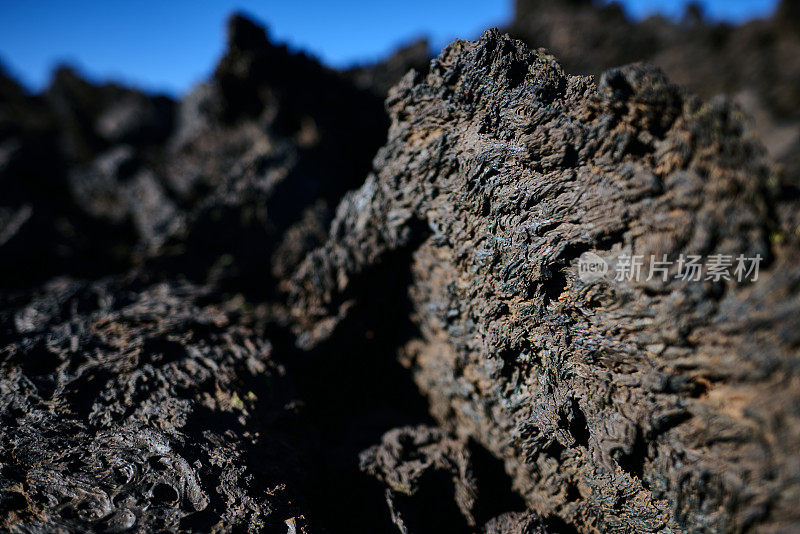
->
[391,468,473,534]
[270,243,437,532]
[468,439,528,526]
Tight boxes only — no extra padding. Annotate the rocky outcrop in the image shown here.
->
[508,0,800,187]
[0,14,391,533]
[0,64,173,288]
[360,425,541,533]
[0,14,388,296]
[0,277,314,532]
[292,30,800,532]
[3,7,800,533]
[155,15,388,293]
[345,39,432,98]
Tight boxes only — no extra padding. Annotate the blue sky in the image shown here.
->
[0,0,779,96]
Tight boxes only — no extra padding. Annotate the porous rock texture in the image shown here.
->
[3,8,800,534]
[0,13,392,534]
[359,425,545,533]
[292,30,800,532]
[0,276,313,532]
[508,0,800,189]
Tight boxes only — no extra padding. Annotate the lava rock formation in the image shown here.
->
[2,8,800,534]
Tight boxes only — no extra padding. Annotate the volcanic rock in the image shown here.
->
[292,29,800,532]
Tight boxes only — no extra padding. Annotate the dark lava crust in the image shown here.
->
[2,10,800,534]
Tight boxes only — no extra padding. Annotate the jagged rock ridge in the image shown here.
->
[292,29,800,532]
[2,8,800,534]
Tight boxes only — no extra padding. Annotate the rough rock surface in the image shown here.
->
[0,13,393,533]
[0,277,313,532]
[360,425,539,533]
[1,14,388,296]
[3,7,800,533]
[292,30,800,532]
[508,0,800,185]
